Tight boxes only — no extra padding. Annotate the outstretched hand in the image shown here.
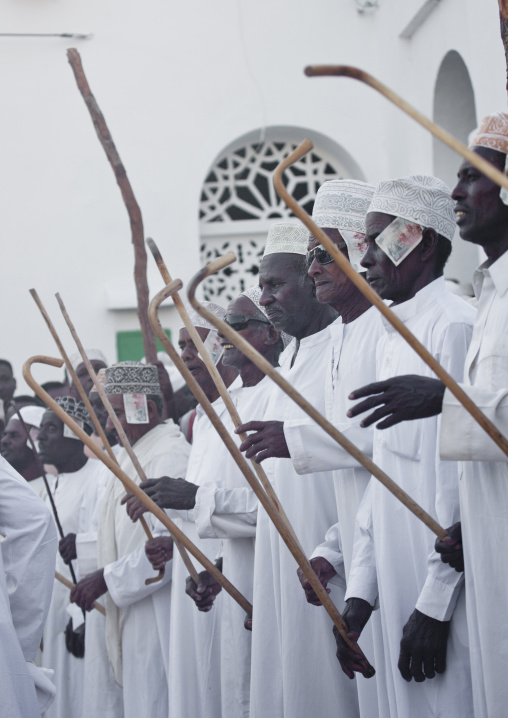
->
[334,597,374,679]
[398,608,450,682]
[236,420,290,463]
[435,522,464,572]
[297,556,336,606]
[347,375,446,429]
[185,569,222,612]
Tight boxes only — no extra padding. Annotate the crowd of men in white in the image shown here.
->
[1,110,508,718]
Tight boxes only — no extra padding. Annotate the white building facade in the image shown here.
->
[1,0,505,389]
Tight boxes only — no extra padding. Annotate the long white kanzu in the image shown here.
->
[55,292,199,585]
[297,65,508,457]
[148,270,374,677]
[23,355,253,617]
[186,258,448,541]
[30,288,164,585]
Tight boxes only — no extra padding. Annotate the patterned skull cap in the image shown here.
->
[312,180,375,234]
[183,302,226,331]
[53,396,93,431]
[241,286,292,348]
[69,349,108,373]
[469,112,508,154]
[104,361,161,396]
[263,222,308,257]
[368,175,456,242]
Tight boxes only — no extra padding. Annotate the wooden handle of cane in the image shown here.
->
[188,260,448,542]
[55,571,106,616]
[148,286,372,674]
[304,65,508,192]
[24,356,252,616]
[54,292,196,584]
[272,138,508,462]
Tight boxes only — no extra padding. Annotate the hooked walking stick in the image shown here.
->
[55,292,197,584]
[273,136,508,459]
[30,289,163,585]
[148,280,374,676]
[24,356,253,617]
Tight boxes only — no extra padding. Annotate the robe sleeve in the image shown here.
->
[310,521,345,577]
[104,546,173,608]
[194,485,258,539]
[344,484,378,608]
[441,385,508,462]
[284,418,374,475]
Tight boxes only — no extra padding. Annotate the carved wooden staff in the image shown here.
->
[148,276,375,677]
[186,259,448,542]
[272,128,508,461]
[29,289,163,585]
[23,355,253,617]
[66,48,156,364]
[55,292,199,584]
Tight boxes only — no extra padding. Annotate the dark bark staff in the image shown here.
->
[66,48,157,365]
[23,355,253,617]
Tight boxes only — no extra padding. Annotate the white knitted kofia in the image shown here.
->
[184,302,226,331]
[469,112,508,154]
[368,175,456,242]
[104,361,161,396]
[312,179,374,234]
[69,349,107,372]
[263,222,308,257]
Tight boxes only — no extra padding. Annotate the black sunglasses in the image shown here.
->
[307,243,347,268]
[224,314,271,332]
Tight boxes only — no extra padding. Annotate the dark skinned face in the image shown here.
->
[361,212,428,304]
[0,365,16,404]
[70,360,107,399]
[38,411,83,466]
[452,146,508,247]
[0,418,32,468]
[177,326,216,394]
[220,295,276,370]
[307,228,357,309]
[104,393,157,447]
[258,253,316,338]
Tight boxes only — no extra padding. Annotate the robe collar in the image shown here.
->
[473,248,508,299]
[381,276,445,332]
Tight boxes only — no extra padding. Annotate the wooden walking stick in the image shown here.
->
[187,260,448,542]
[148,280,375,677]
[55,571,106,616]
[305,65,508,193]
[55,292,199,584]
[272,135,508,460]
[66,48,157,364]
[24,355,253,616]
[29,288,164,585]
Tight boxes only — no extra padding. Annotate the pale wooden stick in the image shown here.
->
[55,292,198,584]
[24,356,252,616]
[305,65,508,192]
[55,571,105,616]
[148,281,374,676]
[272,137,508,459]
[29,289,163,585]
[187,263,448,542]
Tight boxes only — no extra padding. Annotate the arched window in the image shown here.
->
[199,127,364,303]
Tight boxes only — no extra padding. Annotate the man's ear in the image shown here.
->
[147,399,159,420]
[420,228,438,263]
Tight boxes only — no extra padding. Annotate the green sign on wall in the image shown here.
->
[116,329,172,362]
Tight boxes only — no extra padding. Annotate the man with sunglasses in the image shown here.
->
[336,176,475,718]
[237,221,360,718]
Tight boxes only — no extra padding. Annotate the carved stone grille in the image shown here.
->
[199,139,343,303]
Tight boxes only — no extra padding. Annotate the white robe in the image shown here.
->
[250,327,360,718]
[78,451,123,718]
[346,278,475,718]
[0,456,58,717]
[98,421,190,718]
[42,458,100,718]
[193,375,273,718]
[167,393,235,718]
[439,251,508,718]
[283,307,386,717]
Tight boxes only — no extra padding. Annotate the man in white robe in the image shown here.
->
[0,455,58,717]
[71,361,190,718]
[340,176,475,718]
[237,222,360,718]
[123,314,238,718]
[38,397,100,718]
[361,114,508,718]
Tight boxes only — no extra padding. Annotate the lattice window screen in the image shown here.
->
[199,140,343,303]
